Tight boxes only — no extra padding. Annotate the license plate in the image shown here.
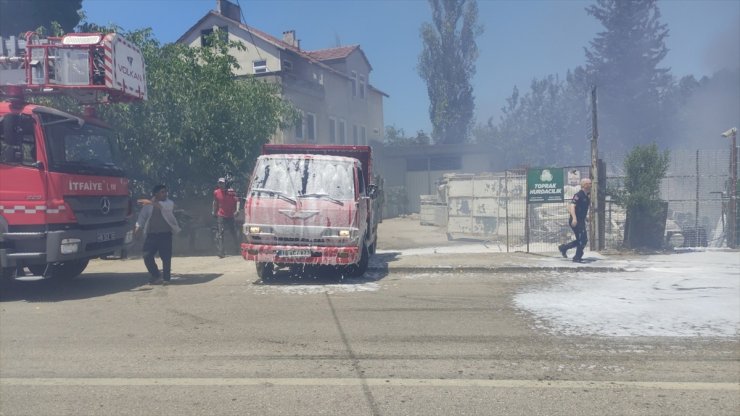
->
[277,249,312,258]
[97,232,116,242]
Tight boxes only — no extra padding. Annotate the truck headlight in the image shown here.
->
[124,230,134,244]
[338,229,350,237]
[60,238,81,254]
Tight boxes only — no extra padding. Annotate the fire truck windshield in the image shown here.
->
[39,113,125,177]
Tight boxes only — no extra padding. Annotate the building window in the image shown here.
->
[329,118,336,143]
[282,60,293,71]
[352,125,358,145]
[359,75,366,99]
[351,71,357,97]
[253,60,268,74]
[295,114,303,140]
[338,120,346,144]
[360,126,367,145]
[200,26,228,47]
[306,113,316,142]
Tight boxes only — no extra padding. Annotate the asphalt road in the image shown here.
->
[1,254,738,416]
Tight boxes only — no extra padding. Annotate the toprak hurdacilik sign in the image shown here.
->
[527,168,564,203]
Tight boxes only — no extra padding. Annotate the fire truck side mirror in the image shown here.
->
[367,184,378,199]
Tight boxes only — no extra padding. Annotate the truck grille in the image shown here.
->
[65,196,129,226]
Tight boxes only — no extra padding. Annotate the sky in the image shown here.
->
[82,0,740,136]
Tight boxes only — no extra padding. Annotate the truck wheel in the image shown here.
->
[1,266,17,280]
[256,262,274,281]
[30,260,89,279]
[368,233,377,255]
[347,243,369,277]
[27,265,47,276]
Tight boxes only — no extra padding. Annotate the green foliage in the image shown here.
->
[418,0,482,144]
[384,125,432,146]
[0,0,82,37]
[620,144,669,211]
[615,144,670,250]
[96,30,298,198]
[35,21,298,198]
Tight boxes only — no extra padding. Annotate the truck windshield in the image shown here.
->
[250,156,355,200]
[40,113,125,177]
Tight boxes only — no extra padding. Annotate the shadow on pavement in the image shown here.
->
[0,272,222,303]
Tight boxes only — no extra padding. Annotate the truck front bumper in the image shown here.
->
[241,243,360,265]
[0,222,134,268]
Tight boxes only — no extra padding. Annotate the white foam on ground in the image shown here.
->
[515,251,740,337]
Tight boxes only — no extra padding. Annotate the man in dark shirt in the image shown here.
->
[559,178,592,263]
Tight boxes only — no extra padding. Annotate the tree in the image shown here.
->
[584,0,673,153]
[473,69,591,168]
[0,0,82,37]
[618,144,670,249]
[418,0,482,144]
[38,23,298,198]
[384,125,432,146]
[100,30,298,198]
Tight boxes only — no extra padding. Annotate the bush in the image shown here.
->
[619,144,670,250]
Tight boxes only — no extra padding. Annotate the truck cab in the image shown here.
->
[0,102,133,279]
[241,145,379,279]
[0,32,146,280]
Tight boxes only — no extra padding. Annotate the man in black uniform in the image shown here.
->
[559,178,592,263]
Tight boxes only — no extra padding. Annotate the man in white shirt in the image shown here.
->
[135,184,181,284]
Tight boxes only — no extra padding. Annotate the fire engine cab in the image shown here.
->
[0,31,146,280]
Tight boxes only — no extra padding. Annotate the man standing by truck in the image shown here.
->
[213,177,239,258]
[136,185,181,284]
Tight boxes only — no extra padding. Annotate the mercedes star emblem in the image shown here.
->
[100,197,111,215]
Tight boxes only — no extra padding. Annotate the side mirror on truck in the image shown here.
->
[367,184,378,199]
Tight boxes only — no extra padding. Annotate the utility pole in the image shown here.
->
[722,127,737,248]
[590,86,599,251]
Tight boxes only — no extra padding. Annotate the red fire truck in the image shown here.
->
[0,32,146,280]
[241,144,380,280]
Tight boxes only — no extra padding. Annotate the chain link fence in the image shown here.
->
[428,148,732,253]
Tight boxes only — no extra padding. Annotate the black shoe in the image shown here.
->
[572,258,583,263]
[558,245,568,258]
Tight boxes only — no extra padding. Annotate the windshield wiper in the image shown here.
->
[251,188,297,205]
[298,192,344,206]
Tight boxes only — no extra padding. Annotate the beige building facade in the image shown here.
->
[177,0,386,145]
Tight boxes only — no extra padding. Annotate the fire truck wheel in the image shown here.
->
[31,259,89,279]
[1,266,17,280]
[256,262,275,281]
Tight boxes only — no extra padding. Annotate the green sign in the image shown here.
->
[527,168,564,203]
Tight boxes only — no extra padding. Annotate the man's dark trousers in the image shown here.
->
[216,216,239,257]
[142,232,173,281]
[563,222,588,261]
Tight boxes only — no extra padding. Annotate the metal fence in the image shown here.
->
[605,148,731,249]
[430,148,732,253]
